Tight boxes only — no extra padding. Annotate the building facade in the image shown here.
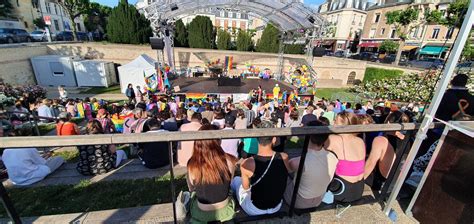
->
[318,0,375,52]
[3,0,85,33]
[359,0,458,59]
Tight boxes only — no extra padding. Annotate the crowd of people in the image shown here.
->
[0,73,472,222]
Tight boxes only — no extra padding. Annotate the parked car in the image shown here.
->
[56,31,88,41]
[407,58,445,69]
[351,52,378,61]
[30,30,55,41]
[377,54,396,64]
[334,50,345,57]
[455,61,473,74]
[0,28,32,44]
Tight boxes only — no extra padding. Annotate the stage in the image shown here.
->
[170,77,295,94]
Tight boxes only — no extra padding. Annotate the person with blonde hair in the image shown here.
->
[326,111,365,203]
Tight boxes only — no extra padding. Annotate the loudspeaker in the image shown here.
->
[312,47,325,57]
[307,16,315,24]
[150,37,164,50]
[170,3,178,11]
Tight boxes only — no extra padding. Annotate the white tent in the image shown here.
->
[117,54,157,93]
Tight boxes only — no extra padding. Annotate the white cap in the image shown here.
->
[276,84,279,86]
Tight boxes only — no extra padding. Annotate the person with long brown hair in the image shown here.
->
[187,124,238,223]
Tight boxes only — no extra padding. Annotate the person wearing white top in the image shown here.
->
[284,120,338,209]
[2,148,64,186]
[220,115,241,158]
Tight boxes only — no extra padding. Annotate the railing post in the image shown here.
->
[379,130,414,200]
[289,135,310,217]
[0,182,21,223]
[168,142,177,224]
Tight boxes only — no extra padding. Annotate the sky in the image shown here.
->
[92,0,325,9]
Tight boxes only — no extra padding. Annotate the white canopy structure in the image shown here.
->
[117,54,157,93]
[141,0,325,31]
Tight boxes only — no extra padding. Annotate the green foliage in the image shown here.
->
[379,40,399,53]
[0,0,14,18]
[216,29,231,50]
[236,30,254,51]
[462,29,474,61]
[363,67,404,83]
[385,8,419,40]
[354,72,438,102]
[256,24,280,53]
[106,0,152,44]
[444,0,469,28]
[284,44,305,54]
[424,8,443,24]
[33,17,46,29]
[84,2,111,34]
[57,0,90,41]
[174,19,188,47]
[187,16,214,49]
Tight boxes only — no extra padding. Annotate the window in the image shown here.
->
[228,12,233,18]
[54,20,60,31]
[445,27,454,39]
[220,10,224,17]
[50,62,64,76]
[390,29,396,38]
[352,14,356,24]
[369,28,376,38]
[337,43,343,49]
[431,28,440,39]
[374,13,380,23]
[76,23,81,31]
[23,22,28,28]
[54,4,58,14]
[380,28,385,35]
[46,3,51,13]
[16,0,19,6]
[236,12,241,19]
[413,27,419,38]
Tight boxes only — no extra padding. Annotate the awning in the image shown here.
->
[419,46,448,55]
[359,42,380,48]
[403,45,418,51]
[322,40,335,46]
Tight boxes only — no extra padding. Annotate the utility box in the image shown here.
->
[73,60,117,87]
[31,55,79,87]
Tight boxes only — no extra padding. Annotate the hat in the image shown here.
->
[276,84,279,86]
[58,112,70,119]
[225,115,236,126]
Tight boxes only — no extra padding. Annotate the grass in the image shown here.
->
[80,85,122,94]
[313,88,360,102]
[0,175,187,218]
[53,150,79,162]
[363,67,404,83]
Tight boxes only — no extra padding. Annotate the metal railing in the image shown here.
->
[0,123,443,223]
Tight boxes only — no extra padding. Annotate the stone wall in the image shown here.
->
[1,42,369,87]
[0,45,48,85]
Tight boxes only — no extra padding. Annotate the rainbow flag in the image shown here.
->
[224,56,233,71]
[186,93,207,99]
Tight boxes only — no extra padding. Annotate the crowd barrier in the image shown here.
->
[0,123,443,223]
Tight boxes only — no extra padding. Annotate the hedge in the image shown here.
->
[363,67,404,83]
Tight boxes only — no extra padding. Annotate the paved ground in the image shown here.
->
[4,197,415,223]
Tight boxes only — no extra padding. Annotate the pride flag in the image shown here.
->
[224,56,233,71]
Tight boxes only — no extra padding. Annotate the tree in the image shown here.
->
[33,17,46,29]
[385,8,419,65]
[462,29,474,61]
[284,44,305,54]
[84,2,111,39]
[0,0,14,18]
[256,24,280,53]
[57,0,90,41]
[444,0,469,28]
[174,19,188,47]
[106,0,152,44]
[187,16,214,49]
[236,30,253,51]
[216,29,231,50]
[379,40,399,53]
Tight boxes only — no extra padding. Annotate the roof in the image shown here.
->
[142,0,325,31]
[170,77,295,94]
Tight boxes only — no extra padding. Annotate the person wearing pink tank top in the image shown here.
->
[326,112,366,203]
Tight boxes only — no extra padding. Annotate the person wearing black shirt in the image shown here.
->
[138,118,170,169]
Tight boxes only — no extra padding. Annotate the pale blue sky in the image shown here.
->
[92,0,325,9]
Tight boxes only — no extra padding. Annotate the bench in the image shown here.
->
[2,159,187,188]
